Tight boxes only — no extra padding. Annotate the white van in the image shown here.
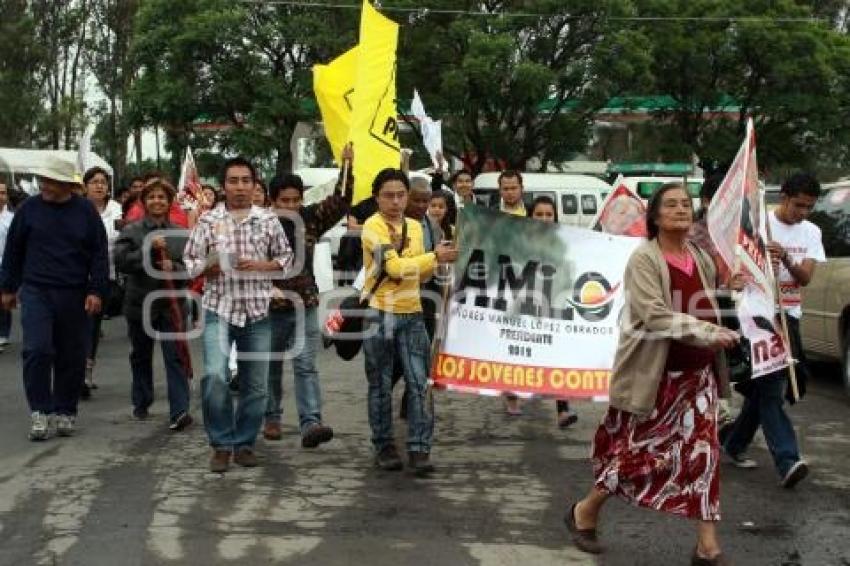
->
[618,176,704,203]
[472,172,612,227]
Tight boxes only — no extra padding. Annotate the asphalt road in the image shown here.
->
[0,312,848,566]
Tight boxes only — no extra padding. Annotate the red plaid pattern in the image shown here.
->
[184,204,292,327]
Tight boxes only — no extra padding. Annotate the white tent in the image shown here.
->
[0,147,113,181]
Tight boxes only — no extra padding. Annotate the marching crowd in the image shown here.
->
[0,147,826,565]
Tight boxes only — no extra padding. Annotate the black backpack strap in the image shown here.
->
[362,219,408,304]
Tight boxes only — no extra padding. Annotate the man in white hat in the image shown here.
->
[0,154,109,440]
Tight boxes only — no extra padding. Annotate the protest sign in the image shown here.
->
[176,147,204,210]
[433,205,640,399]
[410,89,443,169]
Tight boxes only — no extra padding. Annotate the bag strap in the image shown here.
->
[362,219,408,303]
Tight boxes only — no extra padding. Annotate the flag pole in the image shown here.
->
[764,216,800,402]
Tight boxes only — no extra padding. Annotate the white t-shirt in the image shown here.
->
[98,199,123,280]
[0,206,14,266]
[768,211,826,319]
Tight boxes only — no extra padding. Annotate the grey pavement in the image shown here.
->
[0,312,848,566]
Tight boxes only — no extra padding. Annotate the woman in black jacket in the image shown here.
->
[114,180,192,431]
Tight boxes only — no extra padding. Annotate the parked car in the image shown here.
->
[472,172,612,228]
[800,186,850,397]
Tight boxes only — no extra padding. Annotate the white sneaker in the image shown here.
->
[781,460,809,489]
[56,415,76,437]
[0,337,10,347]
[723,449,758,469]
[29,412,50,441]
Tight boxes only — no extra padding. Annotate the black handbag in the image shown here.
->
[325,221,407,361]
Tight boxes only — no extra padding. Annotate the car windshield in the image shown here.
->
[636,181,702,199]
[808,187,850,258]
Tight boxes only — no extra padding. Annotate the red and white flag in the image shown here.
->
[177,147,204,210]
[591,177,647,237]
[707,118,788,378]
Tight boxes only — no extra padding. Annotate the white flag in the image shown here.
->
[76,124,95,176]
[411,89,443,168]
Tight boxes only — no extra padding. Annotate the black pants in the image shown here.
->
[20,285,89,415]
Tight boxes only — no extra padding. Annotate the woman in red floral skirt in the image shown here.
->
[565,183,742,566]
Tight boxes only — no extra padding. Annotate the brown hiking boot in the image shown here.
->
[375,445,403,471]
[301,423,334,448]
[408,451,435,477]
[263,421,282,441]
[233,447,258,467]
[209,449,231,473]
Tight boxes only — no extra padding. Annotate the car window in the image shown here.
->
[636,181,702,199]
[525,190,555,211]
[562,194,578,215]
[809,187,850,258]
[581,195,597,215]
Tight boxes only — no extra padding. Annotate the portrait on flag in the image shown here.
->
[707,119,789,378]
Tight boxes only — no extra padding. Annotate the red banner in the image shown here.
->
[432,353,611,399]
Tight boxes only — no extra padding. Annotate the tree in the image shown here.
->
[30,0,92,149]
[390,0,652,173]
[85,0,141,184]
[633,0,850,175]
[0,0,45,146]
[130,0,357,178]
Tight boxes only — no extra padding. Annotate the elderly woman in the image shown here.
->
[114,180,192,431]
[82,167,123,396]
[565,183,740,566]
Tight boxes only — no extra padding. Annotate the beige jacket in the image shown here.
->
[608,239,731,417]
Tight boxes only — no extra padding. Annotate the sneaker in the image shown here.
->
[0,337,10,347]
[209,449,231,473]
[375,445,403,471]
[79,382,91,400]
[133,407,149,420]
[56,415,76,437]
[263,421,282,441]
[301,423,333,449]
[723,449,758,469]
[85,366,97,389]
[408,451,435,477]
[233,447,258,467]
[781,460,809,489]
[169,412,193,432]
[29,412,50,441]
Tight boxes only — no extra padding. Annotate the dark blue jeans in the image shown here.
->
[723,373,801,477]
[265,306,323,434]
[20,285,89,415]
[127,316,191,420]
[363,310,434,454]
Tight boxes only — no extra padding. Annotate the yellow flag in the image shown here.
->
[350,1,400,204]
[313,46,359,164]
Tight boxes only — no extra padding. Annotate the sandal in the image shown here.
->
[691,547,729,565]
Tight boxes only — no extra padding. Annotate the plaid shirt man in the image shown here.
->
[184,204,292,327]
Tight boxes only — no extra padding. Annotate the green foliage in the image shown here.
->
[632,0,850,175]
[0,1,45,146]
[130,0,357,175]
[391,0,652,173]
